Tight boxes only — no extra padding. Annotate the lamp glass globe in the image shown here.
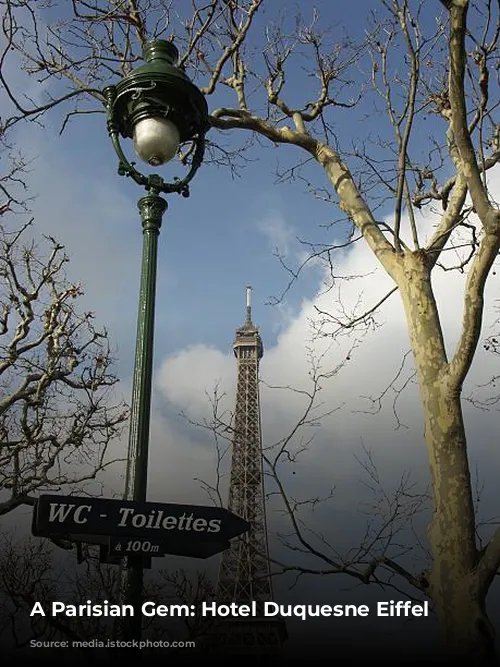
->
[133,117,180,166]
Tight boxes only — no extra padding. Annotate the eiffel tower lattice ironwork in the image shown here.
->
[210,286,287,656]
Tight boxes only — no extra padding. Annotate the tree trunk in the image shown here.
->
[432,578,495,662]
[396,251,495,662]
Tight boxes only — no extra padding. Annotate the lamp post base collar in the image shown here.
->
[138,195,167,232]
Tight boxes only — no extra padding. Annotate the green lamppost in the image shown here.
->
[103,39,208,640]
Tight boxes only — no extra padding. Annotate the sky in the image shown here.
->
[2,0,500,658]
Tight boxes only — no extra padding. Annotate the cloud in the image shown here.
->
[147,410,223,505]
[156,344,235,421]
[257,211,296,256]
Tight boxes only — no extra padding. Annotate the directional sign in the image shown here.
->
[32,495,249,558]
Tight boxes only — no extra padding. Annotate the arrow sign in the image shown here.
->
[33,495,250,544]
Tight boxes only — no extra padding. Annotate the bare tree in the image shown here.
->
[1,0,500,660]
[0,221,128,517]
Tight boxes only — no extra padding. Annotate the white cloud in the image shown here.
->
[257,211,295,255]
[147,410,223,505]
[156,344,235,421]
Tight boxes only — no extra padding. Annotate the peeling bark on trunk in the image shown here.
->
[396,251,495,662]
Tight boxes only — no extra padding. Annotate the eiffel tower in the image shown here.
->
[210,286,287,656]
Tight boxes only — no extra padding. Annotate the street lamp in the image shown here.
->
[103,39,208,641]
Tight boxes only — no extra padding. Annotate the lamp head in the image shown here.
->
[112,40,208,167]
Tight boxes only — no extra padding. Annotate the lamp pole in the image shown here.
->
[103,39,208,642]
[122,191,167,641]
[125,192,167,507]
